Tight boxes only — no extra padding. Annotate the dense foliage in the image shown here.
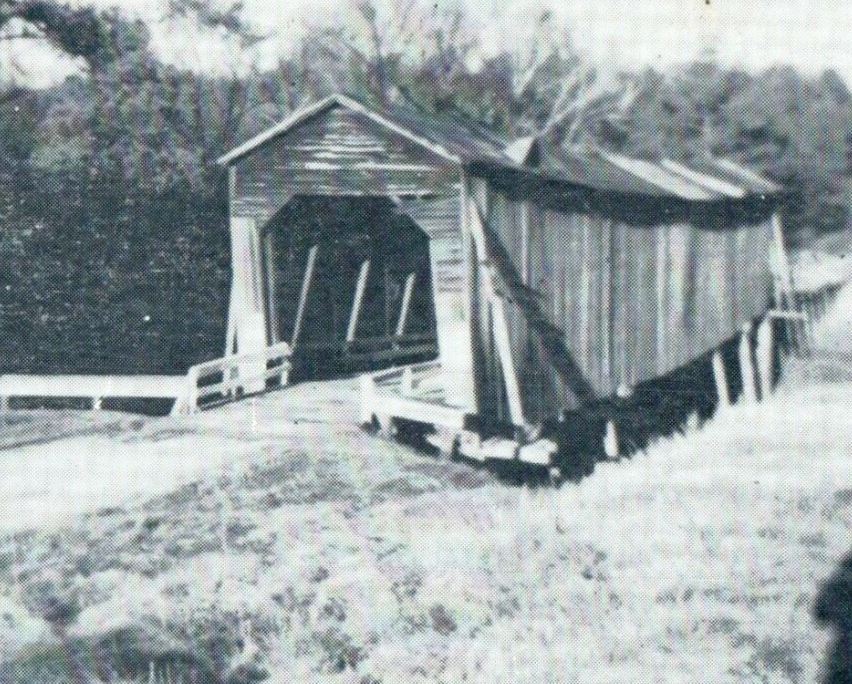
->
[0,2,850,373]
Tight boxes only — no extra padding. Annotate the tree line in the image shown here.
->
[0,1,850,374]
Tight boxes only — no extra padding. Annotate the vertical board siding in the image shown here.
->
[479,186,775,423]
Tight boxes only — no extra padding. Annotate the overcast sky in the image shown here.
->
[2,0,851,87]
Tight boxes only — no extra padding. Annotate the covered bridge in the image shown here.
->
[217,94,790,462]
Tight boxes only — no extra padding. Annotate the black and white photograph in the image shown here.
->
[0,1,850,682]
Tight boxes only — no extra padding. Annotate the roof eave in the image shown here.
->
[216,92,465,167]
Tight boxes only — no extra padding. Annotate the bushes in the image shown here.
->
[0,168,230,375]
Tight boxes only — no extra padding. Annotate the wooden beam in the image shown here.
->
[0,374,187,399]
[395,273,416,337]
[655,226,668,374]
[712,350,730,409]
[468,202,525,428]
[771,213,794,304]
[291,245,318,347]
[604,420,619,459]
[756,316,774,399]
[401,366,414,397]
[347,260,371,343]
[264,229,279,344]
[738,322,758,403]
[520,201,530,285]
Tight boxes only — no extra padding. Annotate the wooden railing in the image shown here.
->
[0,374,187,413]
[298,332,437,362]
[359,360,453,425]
[179,340,293,414]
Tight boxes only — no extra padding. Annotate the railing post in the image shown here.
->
[712,350,730,410]
[186,367,200,414]
[92,396,103,411]
[604,419,619,460]
[738,322,758,404]
[359,373,376,425]
[756,316,774,400]
[401,367,414,397]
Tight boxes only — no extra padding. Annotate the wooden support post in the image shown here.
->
[264,229,279,344]
[347,260,370,343]
[468,203,526,429]
[520,201,530,285]
[738,322,758,404]
[712,350,730,409]
[395,273,416,338]
[401,366,414,397]
[756,316,774,400]
[359,373,376,425]
[291,245,318,347]
[604,419,619,460]
[186,367,200,415]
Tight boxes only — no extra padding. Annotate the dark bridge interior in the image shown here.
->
[262,196,438,380]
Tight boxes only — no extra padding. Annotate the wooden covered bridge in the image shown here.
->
[215,93,791,465]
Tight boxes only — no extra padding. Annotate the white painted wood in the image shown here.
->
[359,373,377,424]
[712,350,731,408]
[291,245,318,347]
[712,157,782,193]
[347,260,371,343]
[0,374,187,398]
[185,341,292,411]
[519,438,558,466]
[756,316,774,399]
[401,367,414,397]
[738,322,758,403]
[368,392,467,429]
[457,430,483,460]
[229,216,268,392]
[604,420,619,459]
[655,227,668,373]
[468,201,526,428]
[395,273,416,337]
[478,437,519,461]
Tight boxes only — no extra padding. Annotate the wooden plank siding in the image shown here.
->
[469,183,776,425]
[231,106,459,225]
[220,98,778,431]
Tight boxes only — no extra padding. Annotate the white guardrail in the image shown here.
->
[0,374,187,412]
[0,341,293,416]
[178,340,293,414]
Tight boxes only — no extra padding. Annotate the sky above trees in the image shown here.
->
[3,0,851,88]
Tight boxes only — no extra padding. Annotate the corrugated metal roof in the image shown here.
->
[217,93,780,201]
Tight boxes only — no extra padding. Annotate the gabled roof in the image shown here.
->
[218,93,781,202]
[217,93,510,166]
[528,148,780,201]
